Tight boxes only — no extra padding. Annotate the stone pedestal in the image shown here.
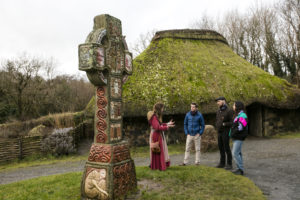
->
[78,14,136,200]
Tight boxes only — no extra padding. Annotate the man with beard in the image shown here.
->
[180,102,205,166]
[215,97,233,169]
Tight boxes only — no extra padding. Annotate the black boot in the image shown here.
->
[232,169,244,175]
[224,164,233,170]
[216,163,225,168]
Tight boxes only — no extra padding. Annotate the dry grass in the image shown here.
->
[0,112,84,138]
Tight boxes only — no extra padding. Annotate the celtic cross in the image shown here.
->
[78,14,136,200]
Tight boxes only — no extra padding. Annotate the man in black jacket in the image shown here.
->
[215,97,233,169]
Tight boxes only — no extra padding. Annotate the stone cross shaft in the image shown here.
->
[78,14,136,200]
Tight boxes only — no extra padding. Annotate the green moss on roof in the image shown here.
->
[122,29,300,116]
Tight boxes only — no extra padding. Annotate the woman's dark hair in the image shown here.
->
[234,101,245,115]
[153,102,164,121]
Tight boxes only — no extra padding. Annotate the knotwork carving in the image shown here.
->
[88,144,111,163]
[96,131,108,143]
[113,161,136,197]
[113,144,130,163]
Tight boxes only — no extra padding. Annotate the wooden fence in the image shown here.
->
[0,136,42,163]
[0,122,87,163]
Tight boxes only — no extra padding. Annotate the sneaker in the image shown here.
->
[232,169,244,175]
[224,164,233,170]
[216,163,225,168]
[179,163,187,166]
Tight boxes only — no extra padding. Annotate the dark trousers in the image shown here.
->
[218,132,232,165]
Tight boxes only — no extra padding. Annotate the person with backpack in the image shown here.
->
[230,101,248,175]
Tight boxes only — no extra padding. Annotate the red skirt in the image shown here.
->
[150,132,170,170]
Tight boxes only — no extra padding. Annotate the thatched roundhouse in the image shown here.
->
[86,29,300,146]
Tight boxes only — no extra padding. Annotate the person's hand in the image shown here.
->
[167,119,175,128]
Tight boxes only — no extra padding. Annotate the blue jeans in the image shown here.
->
[232,140,244,171]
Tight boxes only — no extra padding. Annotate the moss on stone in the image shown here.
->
[84,96,95,118]
[122,30,299,116]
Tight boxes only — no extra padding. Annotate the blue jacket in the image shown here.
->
[184,111,205,136]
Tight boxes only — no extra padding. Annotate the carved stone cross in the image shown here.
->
[78,14,136,200]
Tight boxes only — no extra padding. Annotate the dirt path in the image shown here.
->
[1,137,299,200]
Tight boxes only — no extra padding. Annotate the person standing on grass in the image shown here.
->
[180,102,205,166]
[230,101,248,175]
[215,96,234,170]
[147,102,175,171]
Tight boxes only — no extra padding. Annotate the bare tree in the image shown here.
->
[278,0,300,87]
[189,12,216,30]
[130,29,156,58]
[43,57,57,81]
[1,53,44,118]
[218,10,248,59]
[0,54,95,122]
[260,6,283,76]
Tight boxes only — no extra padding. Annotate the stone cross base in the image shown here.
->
[81,141,137,200]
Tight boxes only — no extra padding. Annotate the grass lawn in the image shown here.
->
[0,154,88,172]
[0,166,265,200]
[0,143,185,172]
[131,143,185,158]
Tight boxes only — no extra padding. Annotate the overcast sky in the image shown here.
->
[0,0,275,76]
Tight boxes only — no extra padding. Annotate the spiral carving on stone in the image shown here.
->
[95,86,107,143]
[96,87,105,97]
[97,109,107,119]
[96,131,108,143]
[97,97,108,109]
[88,144,111,163]
[96,118,107,131]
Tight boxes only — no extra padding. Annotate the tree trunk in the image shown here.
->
[17,90,23,119]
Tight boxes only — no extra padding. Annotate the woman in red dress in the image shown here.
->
[147,102,175,170]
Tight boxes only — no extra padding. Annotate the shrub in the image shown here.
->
[41,127,75,156]
[27,124,52,137]
[0,103,16,124]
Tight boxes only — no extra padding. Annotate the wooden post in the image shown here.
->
[18,137,23,160]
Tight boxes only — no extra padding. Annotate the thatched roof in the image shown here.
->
[120,29,300,116]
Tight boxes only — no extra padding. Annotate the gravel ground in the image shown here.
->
[0,137,299,200]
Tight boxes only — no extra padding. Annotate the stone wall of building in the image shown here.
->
[122,106,300,144]
[82,106,300,148]
[262,107,300,136]
[123,113,216,147]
